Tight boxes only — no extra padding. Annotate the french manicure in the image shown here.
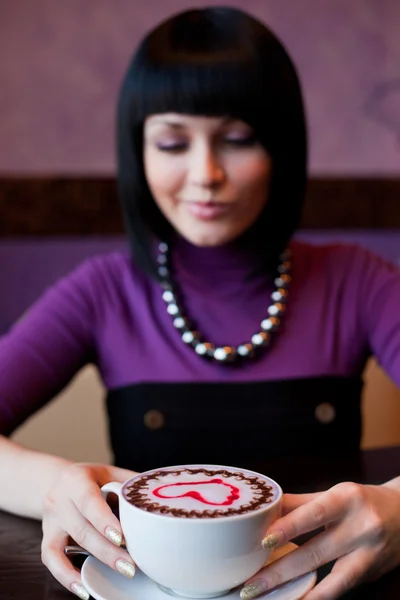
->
[240,578,268,600]
[71,582,90,600]
[105,526,124,546]
[116,558,136,578]
[262,530,284,549]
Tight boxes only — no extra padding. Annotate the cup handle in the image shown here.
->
[101,481,123,500]
[101,482,124,532]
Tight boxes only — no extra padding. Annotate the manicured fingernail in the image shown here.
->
[240,579,268,600]
[71,582,90,600]
[105,526,123,546]
[262,530,284,549]
[116,558,136,578]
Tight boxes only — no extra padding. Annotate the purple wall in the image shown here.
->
[1,0,399,175]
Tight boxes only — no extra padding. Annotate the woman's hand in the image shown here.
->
[41,462,138,600]
[240,481,400,600]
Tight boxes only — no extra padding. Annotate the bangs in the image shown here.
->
[130,56,271,128]
[121,7,284,140]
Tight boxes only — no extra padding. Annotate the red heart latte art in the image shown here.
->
[152,478,240,506]
[124,468,276,517]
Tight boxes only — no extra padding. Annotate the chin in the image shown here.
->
[172,221,255,248]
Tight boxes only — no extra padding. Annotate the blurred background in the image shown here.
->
[0,0,399,462]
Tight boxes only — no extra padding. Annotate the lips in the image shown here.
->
[185,201,231,220]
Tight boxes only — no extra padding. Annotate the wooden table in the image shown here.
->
[0,447,399,599]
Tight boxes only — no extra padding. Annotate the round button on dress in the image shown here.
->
[144,409,165,430]
[315,402,336,424]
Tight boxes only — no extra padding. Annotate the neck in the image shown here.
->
[169,234,275,283]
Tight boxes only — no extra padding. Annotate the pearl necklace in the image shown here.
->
[158,242,292,363]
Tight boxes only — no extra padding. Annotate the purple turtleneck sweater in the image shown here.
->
[0,239,399,468]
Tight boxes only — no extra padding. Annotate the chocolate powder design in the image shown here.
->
[124,468,275,517]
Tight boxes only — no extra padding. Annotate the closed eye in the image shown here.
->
[156,142,188,153]
[224,134,257,147]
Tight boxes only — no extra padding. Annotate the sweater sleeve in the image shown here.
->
[0,258,99,435]
[355,245,400,386]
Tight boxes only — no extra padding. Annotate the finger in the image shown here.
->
[247,523,355,593]
[303,547,375,600]
[58,499,136,579]
[94,465,140,487]
[97,466,139,524]
[82,465,139,546]
[263,485,351,548]
[70,472,125,546]
[282,493,323,515]
[41,526,90,600]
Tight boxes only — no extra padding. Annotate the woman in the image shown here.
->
[0,7,399,600]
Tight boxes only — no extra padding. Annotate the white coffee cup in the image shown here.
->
[101,464,282,598]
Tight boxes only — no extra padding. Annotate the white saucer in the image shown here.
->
[81,542,317,600]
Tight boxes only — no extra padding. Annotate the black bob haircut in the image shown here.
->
[117,6,308,279]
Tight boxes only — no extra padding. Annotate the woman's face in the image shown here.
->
[143,114,272,246]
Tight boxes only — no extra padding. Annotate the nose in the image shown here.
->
[189,143,225,189]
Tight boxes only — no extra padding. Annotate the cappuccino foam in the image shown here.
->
[123,466,278,518]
